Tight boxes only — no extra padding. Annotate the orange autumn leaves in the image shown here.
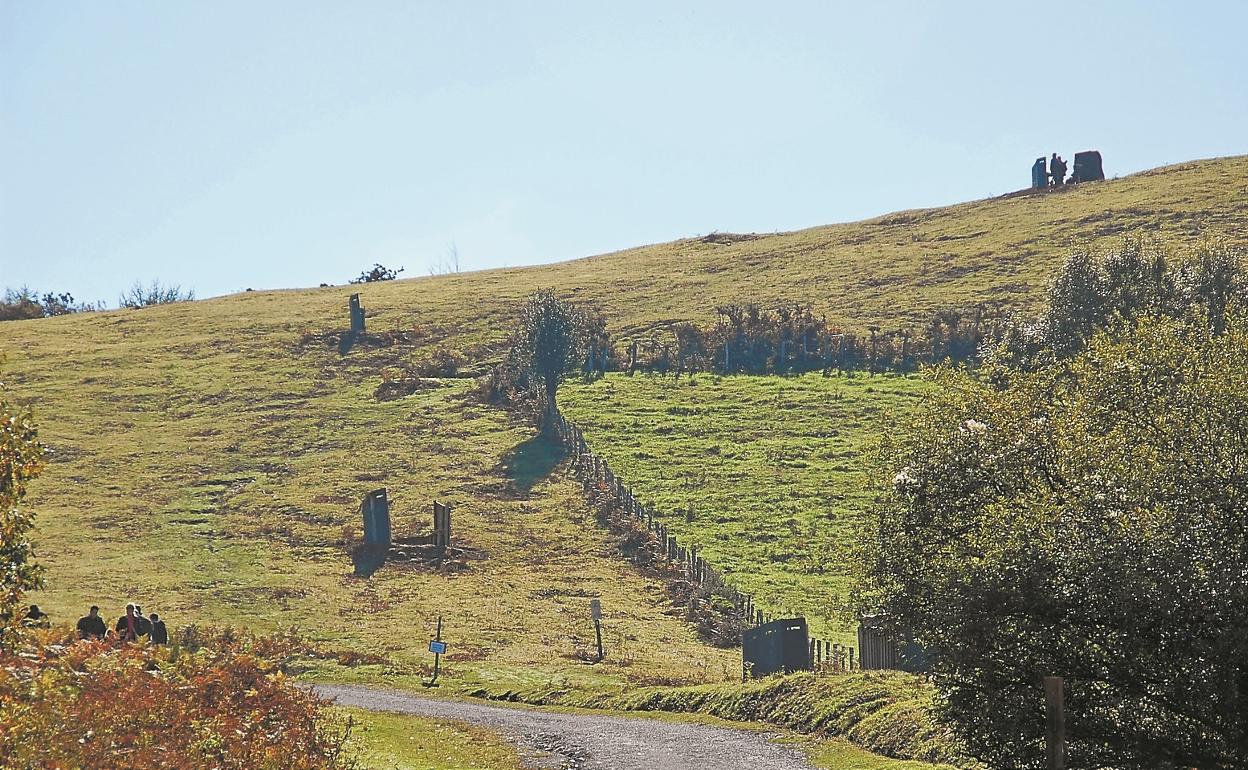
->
[0,629,355,770]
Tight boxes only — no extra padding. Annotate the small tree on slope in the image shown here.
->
[508,289,592,430]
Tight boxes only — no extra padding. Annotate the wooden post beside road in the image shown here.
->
[1044,676,1066,770]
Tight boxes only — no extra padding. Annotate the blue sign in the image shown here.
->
[429,640,447,655]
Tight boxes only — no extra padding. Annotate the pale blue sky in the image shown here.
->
[3,1,1246,302]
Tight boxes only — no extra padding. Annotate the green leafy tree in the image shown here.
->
[854,313,1248,768]
[0,359,46,649]
[507,289,592,426]
[986,238,1245,371]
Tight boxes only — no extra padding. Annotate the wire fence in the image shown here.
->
[550,408,865,673]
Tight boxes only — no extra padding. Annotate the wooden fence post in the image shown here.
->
[1044,676,1066,770]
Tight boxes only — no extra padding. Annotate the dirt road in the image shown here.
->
[315,684,819,770]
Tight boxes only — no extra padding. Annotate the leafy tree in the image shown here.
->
[0,359,46,649]
[985,238,1245,371]
[350,263,405,283]
[506,289,591,426]
[854,313,1248,768]
[118,280,195,308]
[0,287,102,321]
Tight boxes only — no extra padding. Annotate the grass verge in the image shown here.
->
[466,670,965,766]
[341,707,529,770]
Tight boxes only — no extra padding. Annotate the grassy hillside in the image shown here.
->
[3,155,1245,694]
[60,154,1236,357]
[3,307,736,691]
[560,372,933,642]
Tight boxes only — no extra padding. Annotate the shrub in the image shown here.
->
[855,314,1248,768]
[0,360,46,648]
[0,629,356,770]
[349,264,404,284]
[119,280,195,308]
[0,287,103,321]
[504,289,596,424]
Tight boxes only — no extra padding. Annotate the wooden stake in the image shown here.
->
[1044,676,1065,770]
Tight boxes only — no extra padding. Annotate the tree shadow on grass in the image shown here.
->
[499,434,567,496]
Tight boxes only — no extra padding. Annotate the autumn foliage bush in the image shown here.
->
[0,628,356,770]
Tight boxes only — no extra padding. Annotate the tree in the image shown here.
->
[507,289,591,426]
[853,314,1248,768]
[985,238,1244,372]
[0,287,102,321]
[0,358,46,649]
[350,264,405,283]
[118,280,195,308]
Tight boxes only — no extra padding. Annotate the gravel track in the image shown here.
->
[315,683,819,770]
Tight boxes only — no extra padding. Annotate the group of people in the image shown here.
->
[22,603,170,644]
[1047,152,1069,186]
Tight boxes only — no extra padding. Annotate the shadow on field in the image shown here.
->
[351,543,387,578]
[500,434,567,495]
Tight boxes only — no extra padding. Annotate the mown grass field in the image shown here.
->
[2,155,1244,704]
[560,371,933,641]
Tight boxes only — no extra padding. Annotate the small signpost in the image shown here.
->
[590,598,604,662]
[425,616,446,687]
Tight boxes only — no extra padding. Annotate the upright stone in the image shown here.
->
[349,293,366,333]
[361,488,390,545]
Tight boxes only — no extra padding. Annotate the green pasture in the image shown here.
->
[562,371,932,641]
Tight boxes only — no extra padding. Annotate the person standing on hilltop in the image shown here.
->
[1050,153,1066,186]
[76,605,107,639]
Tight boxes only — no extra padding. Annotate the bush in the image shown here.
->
[855,313,1248,768]
[0,629,355,770]
[984,237,1246,372]
[0,361,46,648]
[0,287,102,321]
[504,289,596,422]
[119,281,195,308]
[349,264,404,284]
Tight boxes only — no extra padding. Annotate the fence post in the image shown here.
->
[1044,676,1066,770]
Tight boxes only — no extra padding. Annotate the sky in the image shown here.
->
[3,1,1246,303]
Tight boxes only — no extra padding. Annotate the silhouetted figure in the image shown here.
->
[1050,153,1067,186]
[77,605,107,639]
[23,604,49,628]
[149,613,169,645]
[116,603,140,641]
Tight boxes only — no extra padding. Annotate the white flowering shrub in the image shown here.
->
[853,314,1248,769]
